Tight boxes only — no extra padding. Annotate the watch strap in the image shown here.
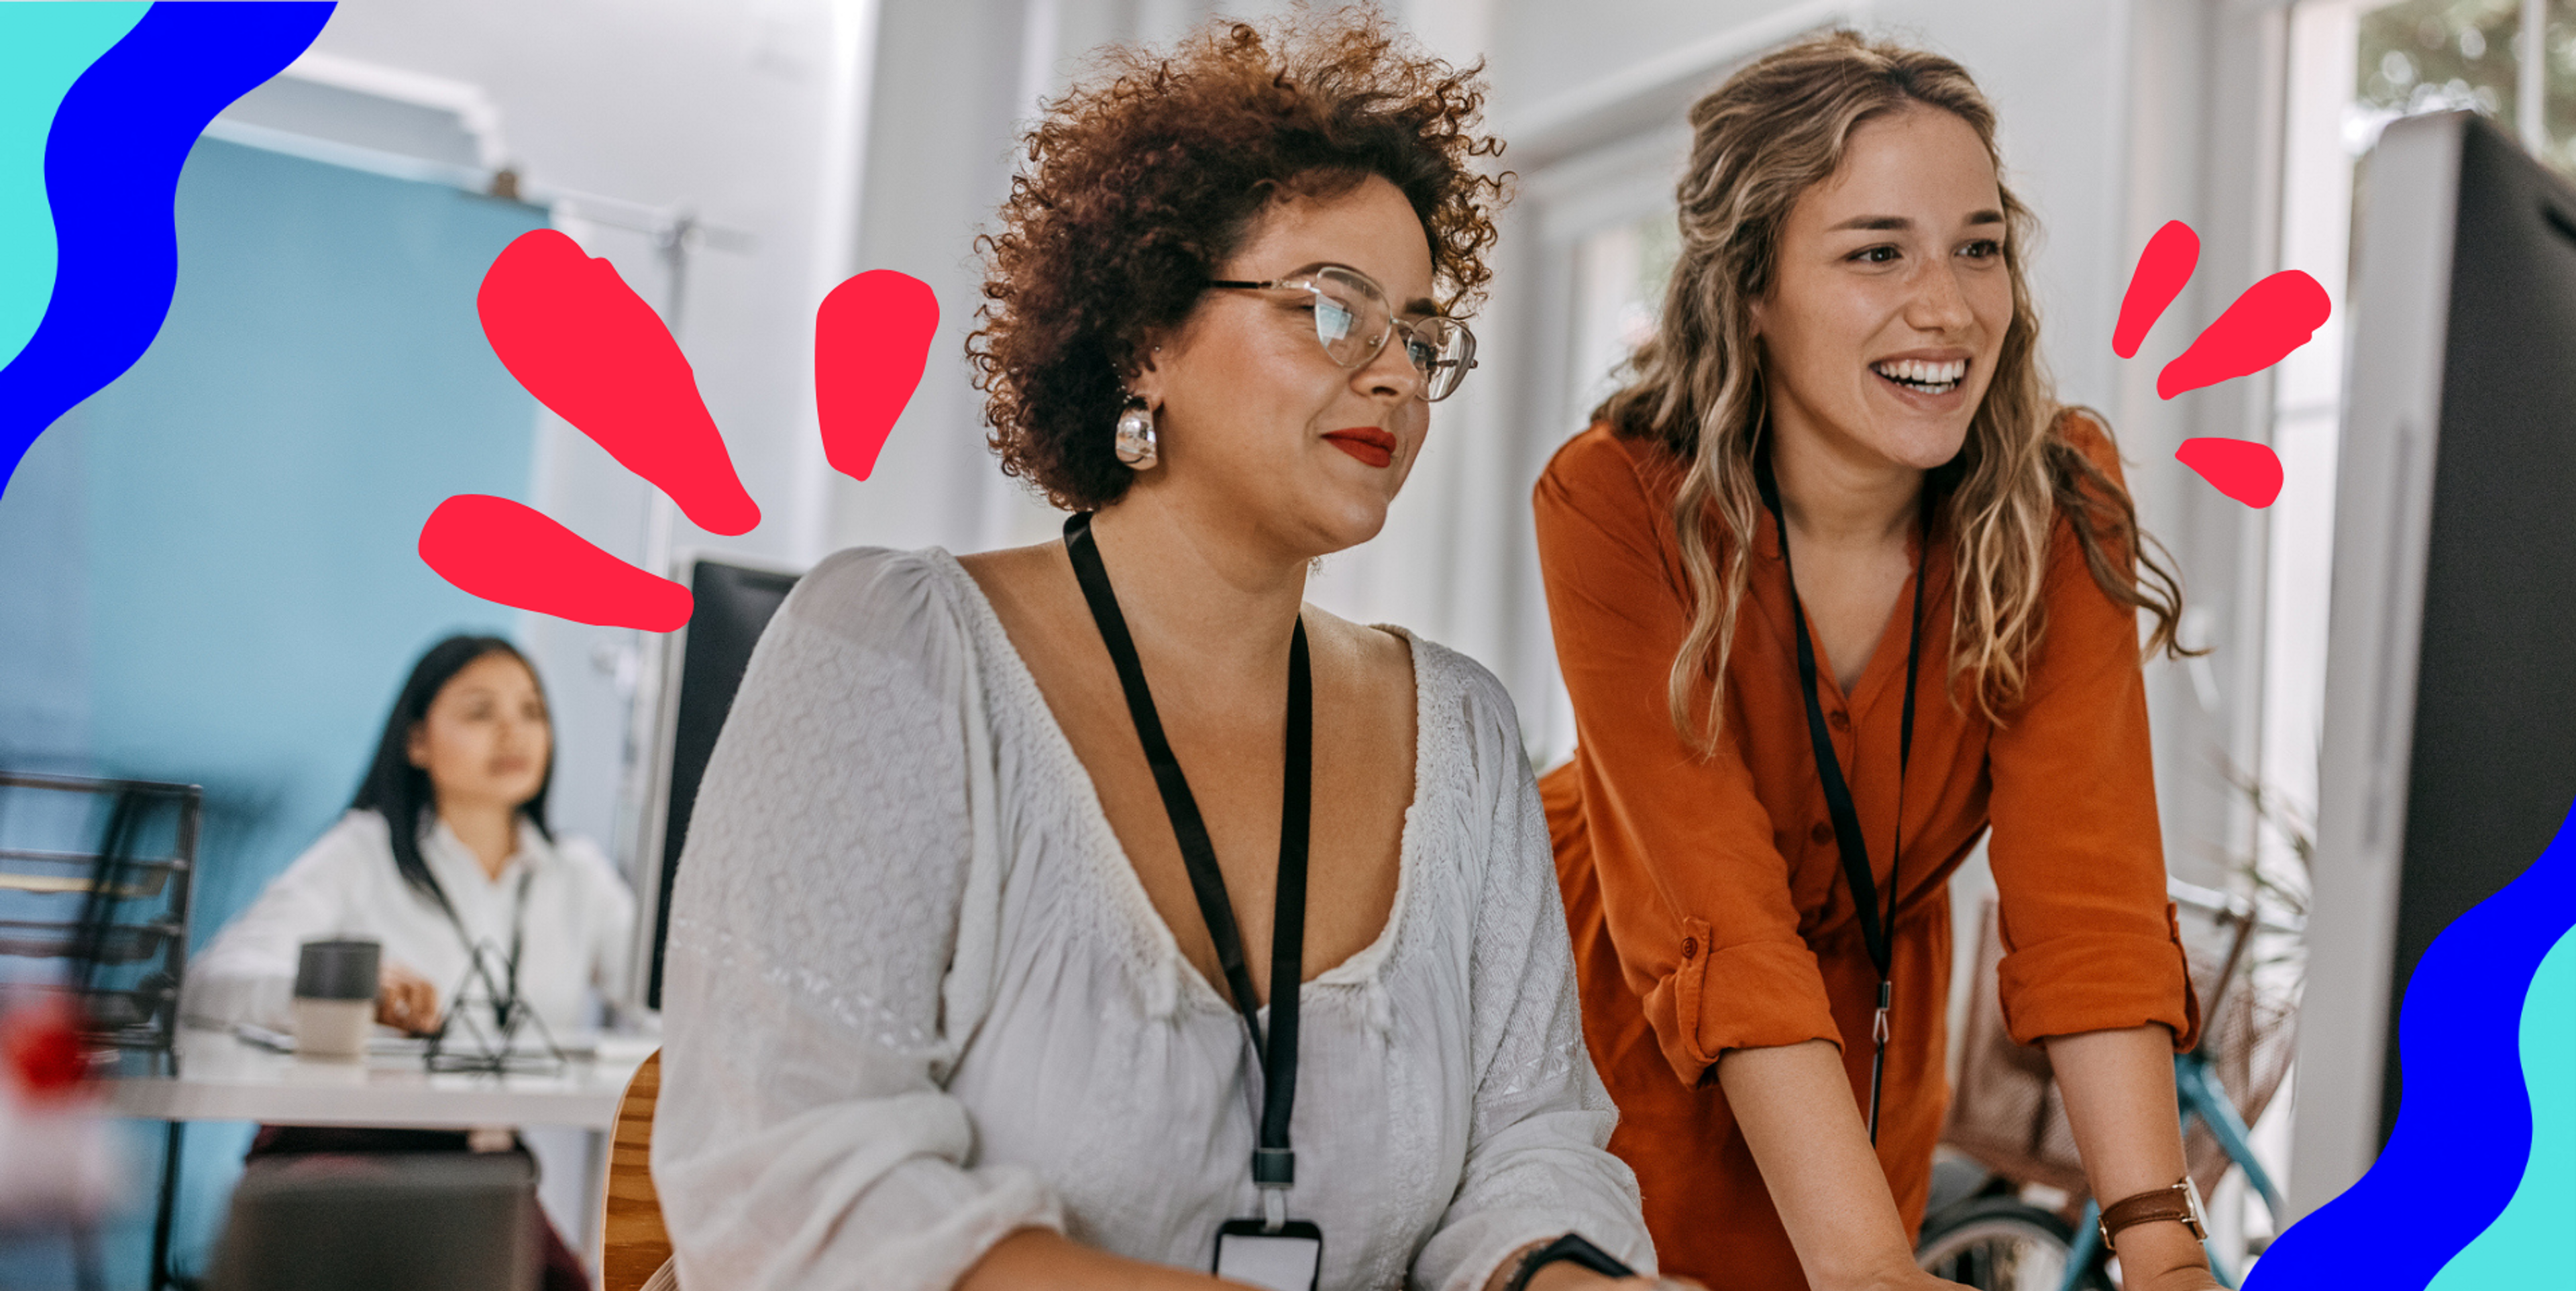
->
[1502,1233,1635,1291]
[2097,1178,2208,1251]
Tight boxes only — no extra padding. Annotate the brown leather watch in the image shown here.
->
[2097,1178,2208,1252]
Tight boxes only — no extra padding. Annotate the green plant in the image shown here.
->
[2212,756,2312,979]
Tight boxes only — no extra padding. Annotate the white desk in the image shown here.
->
[107,1026,655,1289]
[107,1025,654,1130]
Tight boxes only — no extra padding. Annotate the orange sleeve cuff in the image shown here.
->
[1642,922,1845,1086]
[1996,901,2202,1051]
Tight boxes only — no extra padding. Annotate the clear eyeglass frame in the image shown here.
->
[1205,262,1479,402]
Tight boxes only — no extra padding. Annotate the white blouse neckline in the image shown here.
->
[924,545,1429,1011]
[420,813,546,891]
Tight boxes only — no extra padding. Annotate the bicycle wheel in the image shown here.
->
[1915,1198,2113,1291]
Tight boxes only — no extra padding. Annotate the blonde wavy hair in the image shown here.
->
[1594,30,2193,751]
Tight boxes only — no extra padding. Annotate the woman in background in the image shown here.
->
[189,633,632,1039]
[186,633,633,1291]
[1535,32,2221,1291]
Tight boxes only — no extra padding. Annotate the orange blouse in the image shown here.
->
[1534,417,2199,1288]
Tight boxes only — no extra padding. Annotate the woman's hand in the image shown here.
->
[1503,1247,1711,1291]
[961,1228,1244,1290]
[2131,1268,2225,1291]
[375,963,441,1034]
[1526,1270,1710,1291]
[2105,1221,2224,1291]
[1849,1270,1972,1291]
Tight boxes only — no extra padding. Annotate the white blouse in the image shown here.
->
[183,809,635,1038]
[652,548,1652,1291]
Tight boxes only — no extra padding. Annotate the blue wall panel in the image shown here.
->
[0,135,546,1284]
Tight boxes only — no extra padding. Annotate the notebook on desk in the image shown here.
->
[232,1023,600,1062]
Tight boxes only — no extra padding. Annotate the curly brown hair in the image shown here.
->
[967,4,1507,511]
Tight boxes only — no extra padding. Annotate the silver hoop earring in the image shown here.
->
[1114,397,1159,469]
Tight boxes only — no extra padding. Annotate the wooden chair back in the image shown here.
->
[600,1049,674,1291]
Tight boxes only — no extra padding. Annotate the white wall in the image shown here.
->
[1494,0,1810,106]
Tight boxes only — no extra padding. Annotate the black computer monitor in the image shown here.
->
[2294,111,2576,1210]
[629,556,800,1014]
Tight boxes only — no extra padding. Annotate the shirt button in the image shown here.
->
[1680,936,1699,958]
[1810,821,1834,845]
[1829,709,1851,731]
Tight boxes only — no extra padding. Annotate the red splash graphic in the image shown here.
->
[816,270,940,482]
[419,495,693,631]
[2113,220,2198,359]
[2175,437,2284,509]
[2112,221,2329,507]
[425,231,938,631]
[2157,270,2332,399]
[476,229,761,536]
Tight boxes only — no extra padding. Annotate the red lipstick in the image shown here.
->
[1322,427,1396,469]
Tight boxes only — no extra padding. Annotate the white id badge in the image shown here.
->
[1212,1219,1323,1291]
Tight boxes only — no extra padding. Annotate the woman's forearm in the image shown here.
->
[957,1228,1246,1291]
[2041,1025,2211,1282]
[1715,1040,1920,1290]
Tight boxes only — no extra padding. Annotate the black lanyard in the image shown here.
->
[424,843,532,1033]
[1065,512,1311,1227]
[1753,454,1932,1145]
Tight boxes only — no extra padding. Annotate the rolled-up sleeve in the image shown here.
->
[1534,433,1842,1089]
[1412,665,1654,1291]
[653,550,1061,1291]
[1984,424,2200,1049]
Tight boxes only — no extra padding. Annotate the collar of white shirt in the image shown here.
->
[418,813,551,894]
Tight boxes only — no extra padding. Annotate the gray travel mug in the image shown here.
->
[292,939,381,1060]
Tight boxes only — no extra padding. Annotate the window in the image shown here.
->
[2350,0,2576,172]
[1566,211,1680,435]
[2356,1,2518,127]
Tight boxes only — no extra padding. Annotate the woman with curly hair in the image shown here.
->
[1536,31,2221,1291]
[653,9,1682,1290]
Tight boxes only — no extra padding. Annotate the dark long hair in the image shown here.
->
[350,635,555,913]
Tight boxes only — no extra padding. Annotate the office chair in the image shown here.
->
[603,1049,676,1291]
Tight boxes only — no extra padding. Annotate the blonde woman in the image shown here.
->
[1535,32,2222,1291]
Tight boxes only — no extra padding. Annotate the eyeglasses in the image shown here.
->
[1205,262,1479,402]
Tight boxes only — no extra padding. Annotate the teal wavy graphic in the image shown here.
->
[2425,922,2576,1287]
[0,2,149,369]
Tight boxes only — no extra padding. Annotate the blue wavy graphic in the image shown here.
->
[0,1,334,495]
[2247,801,2576,1289]
[2426,921,2576,1286]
